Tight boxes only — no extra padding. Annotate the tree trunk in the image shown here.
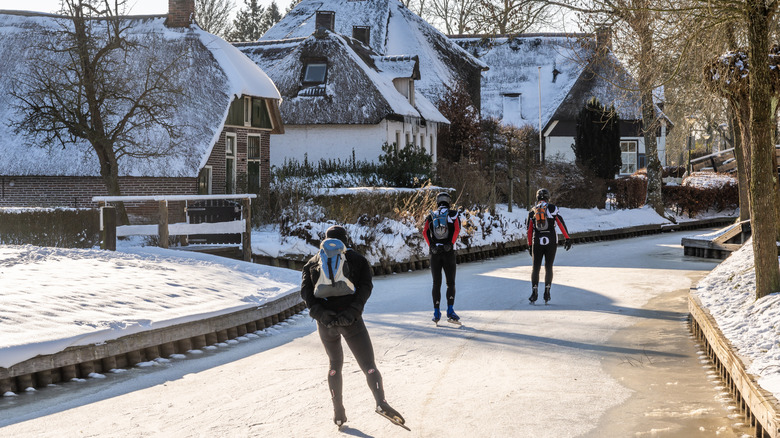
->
[637,15,663,216]
[729,100,751,222]
[746,0,780,299]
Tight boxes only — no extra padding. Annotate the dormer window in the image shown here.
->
[353,26,370,45]
[303,62,327,84]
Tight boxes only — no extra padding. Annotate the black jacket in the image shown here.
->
[300,248,373,313]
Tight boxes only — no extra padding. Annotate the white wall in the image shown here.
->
[544,134,666,168]
[270,119,439,167]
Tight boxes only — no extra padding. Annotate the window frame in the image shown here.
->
[620,140,638,175]
[303,62,328,85]
[225,133,237,194]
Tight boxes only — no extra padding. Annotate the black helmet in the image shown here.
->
[325,225,349,245]
[536,188,550,201]
[436,192,451,207]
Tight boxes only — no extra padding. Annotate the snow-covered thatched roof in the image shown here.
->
[0,10,281,178]
[259,0,486,101]
[452,34,661,129]
[238,30,447,125]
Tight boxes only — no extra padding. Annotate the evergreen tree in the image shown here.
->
[573,97,621,179]
[230,0,264,42]
[436,82,483,163]
[259,1,282,35]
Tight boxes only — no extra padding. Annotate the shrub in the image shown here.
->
[609,176,647,209]
[377,142,433,188]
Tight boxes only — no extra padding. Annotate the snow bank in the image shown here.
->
[0,245,300,368]
[694,240,780,399]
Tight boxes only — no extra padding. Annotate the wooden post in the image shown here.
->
[101,206,117,251]
[242,197,252,262]
[158,200,169,249]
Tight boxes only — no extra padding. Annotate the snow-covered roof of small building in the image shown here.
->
[259,0,486,101]
[238,31,447,125]
[452,34,659,129]
[0,11,281,178]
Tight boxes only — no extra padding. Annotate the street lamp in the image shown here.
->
[702,132,711,154]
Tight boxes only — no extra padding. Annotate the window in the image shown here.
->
[395,131,401,151]
[226,98,243,126]
[251,98,272,129]
[620,141,638,175]
[226,134,236,194]
[247,136,261,193]
[353,26,370,45]
[197,166,212,195]
[406,132,411,148]
[243,96,251,126]
[303,63,327,84]
[408,80,415,106]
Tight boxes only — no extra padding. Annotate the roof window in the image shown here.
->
[353,26,370,45]
[303,62,327,84]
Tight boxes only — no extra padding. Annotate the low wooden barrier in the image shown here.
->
[689,293,780,438]
[0,291,305,395]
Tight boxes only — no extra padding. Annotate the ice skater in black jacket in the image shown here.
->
[526,188,572,304]
[422,192,462,323]
[301,225,405,429]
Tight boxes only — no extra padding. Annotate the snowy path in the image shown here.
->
[0,230,745,437]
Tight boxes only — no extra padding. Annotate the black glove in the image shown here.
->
[309,304,338,326]
[564,239,572,251]
[332,302,362,327]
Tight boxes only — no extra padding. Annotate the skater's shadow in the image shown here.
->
[339,426,374,437]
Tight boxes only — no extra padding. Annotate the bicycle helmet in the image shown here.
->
[536,188,550,201]
[436,192,452,207]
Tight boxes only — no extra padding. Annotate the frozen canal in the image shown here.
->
[0,230,753,437]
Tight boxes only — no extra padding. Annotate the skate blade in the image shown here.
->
[376,410,410,431]
[447,318,461,325]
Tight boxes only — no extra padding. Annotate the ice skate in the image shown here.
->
[333,404,347,428]
[446,306,461,325]
[432,308,441,324]
[529,286,538,304]
[544,285,551,304]
[376,401,409,431]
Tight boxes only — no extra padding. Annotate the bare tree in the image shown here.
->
[195,0,235,38]
[474,0,552,35]
[11,0,185,224]
[424,0,482,35]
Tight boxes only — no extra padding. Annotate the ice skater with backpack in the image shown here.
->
[422,192,462,324]
[526,188,572,304]
[300,225,408,430]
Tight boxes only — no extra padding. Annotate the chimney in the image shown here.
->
[315,11,335,32]
[167,0,195,28]
[595,26,612,50]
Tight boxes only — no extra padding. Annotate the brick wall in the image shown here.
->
[0,176,196,224]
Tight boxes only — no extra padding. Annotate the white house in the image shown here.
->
[452,33,671,175]
[238,22,448,167]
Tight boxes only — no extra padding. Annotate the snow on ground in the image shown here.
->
[0,246,300,369]
[693,239,780,397]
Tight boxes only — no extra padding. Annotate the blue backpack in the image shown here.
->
[314,238,356,298]
[431,208,450,240]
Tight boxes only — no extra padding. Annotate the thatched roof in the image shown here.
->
[238,30,447,125]
[259,0,486,101]
[0,11,281,178]
[453,34,667,129]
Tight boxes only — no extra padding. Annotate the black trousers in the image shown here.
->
[317,317,384,409]
[430,249,457,307]
[531,243,557,287]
